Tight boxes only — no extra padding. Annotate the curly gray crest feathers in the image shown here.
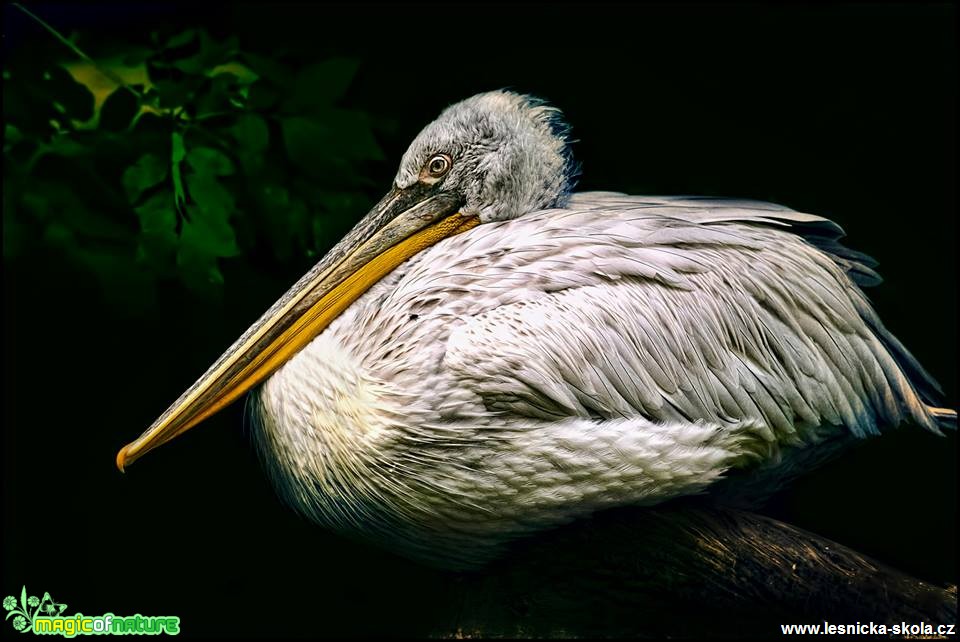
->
[395,91,578,222]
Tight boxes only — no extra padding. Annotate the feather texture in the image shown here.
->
[252,192,953,569]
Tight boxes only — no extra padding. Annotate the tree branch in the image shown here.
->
[437,503,956,638]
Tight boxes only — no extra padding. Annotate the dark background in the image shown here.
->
[3,2,956,638]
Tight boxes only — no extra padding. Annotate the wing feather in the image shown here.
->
[428,193,948,451]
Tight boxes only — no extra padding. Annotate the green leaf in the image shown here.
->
[177,210,239,294]
[49,134,86,156]
[123,153,168,202]
[171,31,238,77]
[20,587,26,613]
[43,222,75,249]
[180,215,239,260]
[26,136,88,171]
[281,117,325,172]
[170,57,205,77]
[172,131,187,163]
[164,29,199,50]
[281,111,384,176]
[171,131,187,213]
[240,52,294,88]
[228,113,269,174]
[228,113,269,153]
[134,192,177,241]
[187,146,235,176]
[288,58,360,111]
[21,190,52,222]
[188,173,235,224]
[134,193,178,272]
[183,173,239,260]
[4,124,22,152]
[194,73,243,118]
[49,136,87,160]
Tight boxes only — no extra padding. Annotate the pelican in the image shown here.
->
[117,90,955,570]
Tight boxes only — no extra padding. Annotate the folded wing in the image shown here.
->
[441,193,951,455]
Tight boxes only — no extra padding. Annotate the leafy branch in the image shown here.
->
[4,7,386,313]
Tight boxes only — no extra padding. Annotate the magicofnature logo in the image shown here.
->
[4,586,180,637]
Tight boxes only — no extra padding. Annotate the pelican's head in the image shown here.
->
[115,90,577,469]
[394,90,578,222]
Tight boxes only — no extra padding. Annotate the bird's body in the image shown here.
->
[120,91,954,571]
[250,192,948,569]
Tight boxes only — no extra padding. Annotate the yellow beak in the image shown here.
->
[116,186,478,471]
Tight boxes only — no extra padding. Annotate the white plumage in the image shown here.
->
[117,90,952,570]
[251,190,950,569]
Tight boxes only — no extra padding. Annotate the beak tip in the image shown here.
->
[116,445,131,473]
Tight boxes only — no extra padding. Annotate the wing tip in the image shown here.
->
[926,406,957,434]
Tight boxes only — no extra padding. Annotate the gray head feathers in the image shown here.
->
[394,90,579,222]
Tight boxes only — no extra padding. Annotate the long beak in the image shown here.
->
[116,184,477,471]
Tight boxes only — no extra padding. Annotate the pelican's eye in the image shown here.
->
[422,154,452,180]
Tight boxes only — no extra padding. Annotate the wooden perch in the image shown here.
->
[435,502,956,638]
